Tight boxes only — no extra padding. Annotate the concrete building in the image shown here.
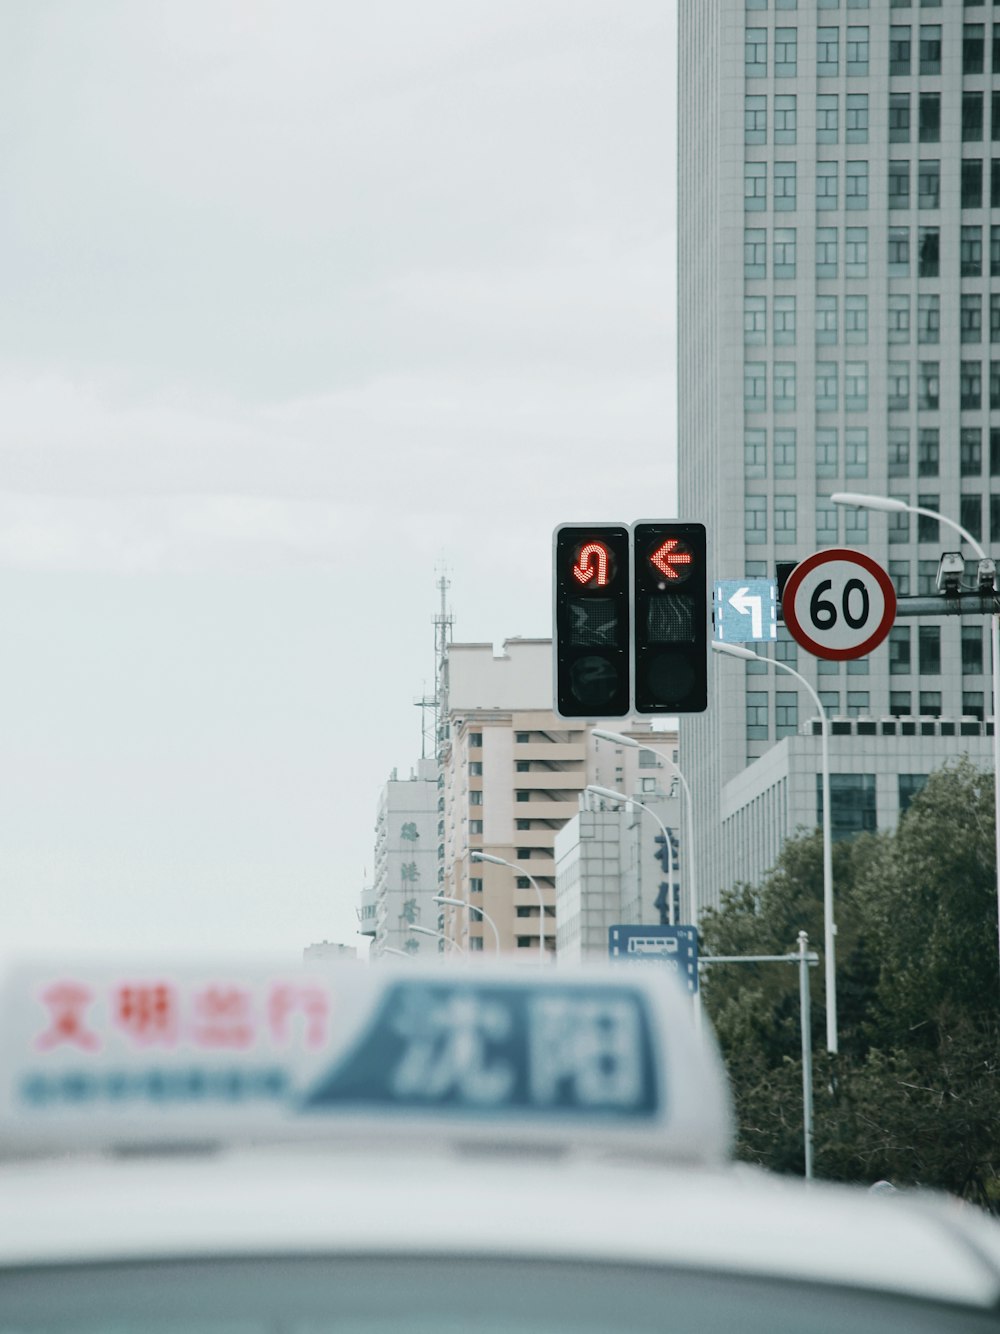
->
[439,637,680,955]
[369,759,439,960]
[303,941,358,963]
[555,790,682,965]
[679,0,996,906]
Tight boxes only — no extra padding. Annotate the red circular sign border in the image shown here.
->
[783,548,897,661]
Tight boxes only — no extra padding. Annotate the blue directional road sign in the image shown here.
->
[714,578,778,643]
[609,926,699,995]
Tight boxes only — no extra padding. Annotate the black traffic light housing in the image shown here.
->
[553,524,631,719]
[632,521,708,714]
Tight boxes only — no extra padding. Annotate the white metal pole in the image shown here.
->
[472,852,547,960]
[586,787,676,926]
[712,642,837,1054]
[590,733,698,925]
[798,931,815,1182]
[434,894,501,953]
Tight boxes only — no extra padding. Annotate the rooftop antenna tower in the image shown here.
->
[433,566,453,758]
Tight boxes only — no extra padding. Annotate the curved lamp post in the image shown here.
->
[471,851,548,960]
[832,491,1000,994]
[407,923,465,953]
[433,893,501,953]
[712,640,837,1056]
[586,785,678,926]
[591,729,698,927]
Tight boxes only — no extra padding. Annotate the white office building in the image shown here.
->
[369,759,439,959]
[678,1,996,906]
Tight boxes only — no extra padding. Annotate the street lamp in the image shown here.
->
[407,924,465,953]
[832,491,1000,991]
[591,730,698,928]
[712,640,838,1056]
[586,785,679,926]
[433,894,501,953]
[471,851,548,960]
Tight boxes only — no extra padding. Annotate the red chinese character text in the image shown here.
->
[36,983,100,1051]
[114,983,179,1046]
[192,986,254,1048]
[268,984,329,1048]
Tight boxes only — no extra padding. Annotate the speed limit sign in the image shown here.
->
[783,549,897,660]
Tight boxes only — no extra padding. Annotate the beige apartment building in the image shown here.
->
[438,637,678,956]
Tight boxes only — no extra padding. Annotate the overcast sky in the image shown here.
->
[0,1,676,962]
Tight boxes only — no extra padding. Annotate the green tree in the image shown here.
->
[701,760,1000,1210]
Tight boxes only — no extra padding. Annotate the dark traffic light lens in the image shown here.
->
[554,525,630,719]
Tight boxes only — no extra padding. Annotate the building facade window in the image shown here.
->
[746,691,769,740]
[745,228,767,277]
[774,227,797,276]
[746,95,767,144]
[919,93,941,145]
[918,226,939,276]
[774,362,796,411]
[745,295,766,344]
[922,429,944,477]
[890,93,910,144]
[888,226,910,275]
[775,26,797,76]
[918,293,940,344]
[818,26,839,75]
[774,493,797,542]
[745,495,767,544]
[889,25,911,75]
[818,774,877,840]
[845,226,868,274]
[774,295,796,344]
[817,94,838,144]
[964,22,985,75]
[774,161,796,211]
[918,160,940,210]
[888,294,910,343]
[845,427,868,476]
[961,294,983,344]
[745,162,767,210]
[962,159,983,209]
[817,161,838,210]
[775,94,797,143]
[961,361,983,409]
[745,361,767,410]
[888,361,910,410]
[846,93,868,143]
[816,227,838,276]
[889,160,910,209]
[962,225,983,276]
[917,361,939,410]
[888,429,910,478]
[961,428,983,478]
[816,294,838,344]
[845,295,867,344]
[744,429,767,479]
[919,25,942,76]
[962,625,984,675]
[746,27,767,77]
[775,691,798,738]
[816,361,838,411]
[774,427,796,477]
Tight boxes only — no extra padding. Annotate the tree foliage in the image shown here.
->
[701,759,1000,1211]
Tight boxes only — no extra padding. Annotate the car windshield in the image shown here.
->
[2,1258,997,1334]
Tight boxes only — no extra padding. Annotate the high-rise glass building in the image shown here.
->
[679,0,995,909]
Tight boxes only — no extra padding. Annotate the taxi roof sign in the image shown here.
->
[0,962,732,1164]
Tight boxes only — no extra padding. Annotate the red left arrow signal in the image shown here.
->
[650,538,693,581]
[573,542,611,586]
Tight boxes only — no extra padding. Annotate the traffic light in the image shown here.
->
[632,521,708,714]
[553,524,630,718]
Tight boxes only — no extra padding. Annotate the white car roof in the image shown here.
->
[2,1145,1000,1311]
[1,958,998,1315]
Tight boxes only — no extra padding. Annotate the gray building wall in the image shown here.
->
[679,1,996,906]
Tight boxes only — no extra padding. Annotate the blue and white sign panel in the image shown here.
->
[714,579,778,643]
[609,927,699,995]
[0,960,731,1162]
